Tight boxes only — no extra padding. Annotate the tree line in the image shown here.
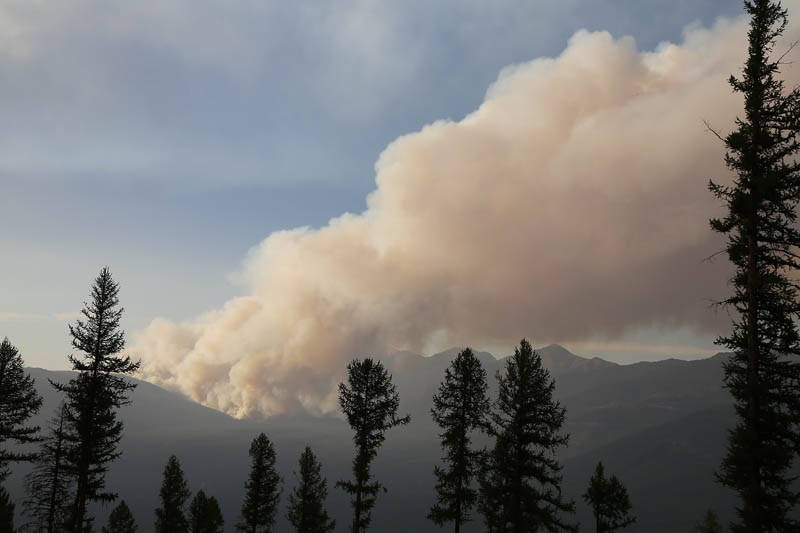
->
[2,0,800,531]
[0,269,634,532]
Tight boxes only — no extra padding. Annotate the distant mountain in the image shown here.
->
[5,346,738,532]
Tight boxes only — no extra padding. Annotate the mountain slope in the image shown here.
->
[4,346,737,532]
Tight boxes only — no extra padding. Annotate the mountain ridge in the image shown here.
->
[4,346,737,532]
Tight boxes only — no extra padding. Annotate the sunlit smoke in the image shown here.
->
[134,9,800,418]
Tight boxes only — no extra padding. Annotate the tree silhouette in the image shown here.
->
[50,268,140,532]
[428,348,490,533]
[478,339,576,532]
[102,500,137,533]
[693,509,723,533]
[237,433,282,533]
[155,455,191,533]
[0,337,43,483]
[287,446,335,533]
[337,357,410,533]
[22,403,73,533]
[189,490,224,533]
[582,462,635,532]
[708,1,800,530]
[0,486,13,533]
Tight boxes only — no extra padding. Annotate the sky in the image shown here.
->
[0,1,759,403]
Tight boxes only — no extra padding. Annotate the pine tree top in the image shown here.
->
[0,337,44,481]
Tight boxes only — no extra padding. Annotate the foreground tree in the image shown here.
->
[337,358,410,533]
[50,268,141,532]
[478,339,575,532]
[189,490,224,533]
[582,462,635,532]
[287,446,335,533]
[155,455,191,533]
[708,1,800,530]
[0,337,43,482]
[237,433,281,533]
[0,486,13,533]
[428,348,491,533]
[694,509,723,533]
[22,403,73,533]
[102,500,137,533]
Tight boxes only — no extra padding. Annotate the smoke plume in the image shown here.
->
[135,10,800,417]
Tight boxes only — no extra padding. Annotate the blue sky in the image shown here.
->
[1,1,744,370]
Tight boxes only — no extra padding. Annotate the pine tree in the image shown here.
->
[478,339,576,532]
[476,449,503,533]
[0,486,13,533]
[287,446,335,533]
[102,500,137,533]
[50,268,141,532]
[708,1,800,530]
[189,490,224,533]
[0,337,44,483]
[236,433,282,533]
[694,509,723,533]
[428,348,490,533]
[336,357,410,533]
[154,455,190,533]
[21,403,73,533]
[582,462,635,532]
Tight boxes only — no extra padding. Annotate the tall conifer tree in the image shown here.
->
[237,433,282,533]
[337,357,410,533]
[694,509,723,533]
[22,403,73,533]
[51,268,140,532]
[478,339,575,532]
[189,490,224,533]
[428,348,490,532]
[154,455,191,533]
[0,337,43,482]
[286,446,335,533]
[102,500,137,533]
[0,486,13,533]
[709,1,800,530]
[582,462,635,532]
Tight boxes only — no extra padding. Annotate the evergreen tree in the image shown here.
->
[478,339,575,532]
[50,268,140,532]
[236,433,282,533]
[102,500,137,533]
[476,449,503,533]
[708,1,800,530]
[0,337,44,482]
[582,462,635,532]
[428,348,491,533]
[0,486,13,533]
[287,446,335,533]
[154,455,190,533]
[336,357,410,533]
[22,403,73,533]
[189,490,224,533]
[693,509,723,533]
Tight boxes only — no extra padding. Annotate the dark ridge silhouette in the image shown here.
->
[3,346,744,532]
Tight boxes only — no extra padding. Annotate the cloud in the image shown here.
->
[0,1,742,190]
[0,311,82,322]
[134,7,800,418]
[0,312,35,321]
[53,312,81,321]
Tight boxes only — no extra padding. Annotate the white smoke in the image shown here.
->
[134,9,800,418]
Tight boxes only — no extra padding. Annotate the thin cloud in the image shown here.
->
[53,312,81,321]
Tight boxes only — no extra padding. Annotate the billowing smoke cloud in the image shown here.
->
[135,10,800,418]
